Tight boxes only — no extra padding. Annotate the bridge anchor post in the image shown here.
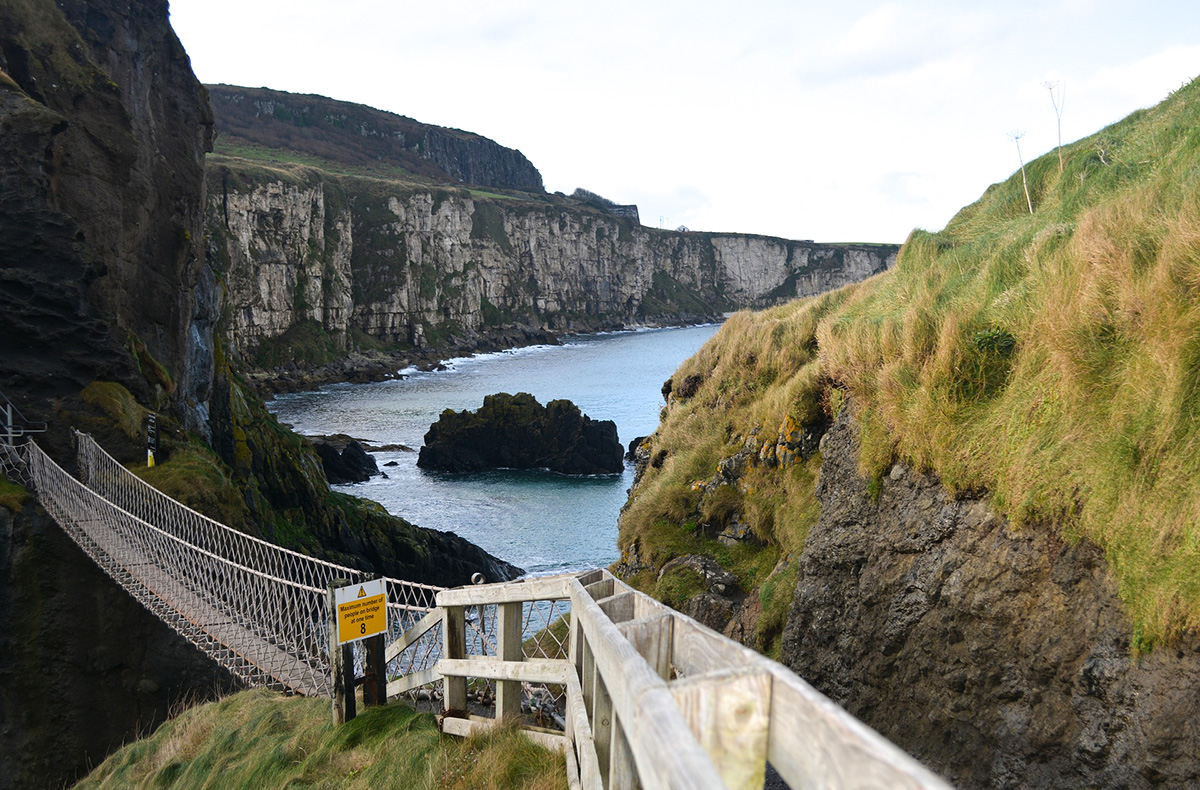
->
[328,579,357,725]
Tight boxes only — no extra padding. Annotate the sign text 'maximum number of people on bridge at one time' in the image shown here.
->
[334,578,387,644]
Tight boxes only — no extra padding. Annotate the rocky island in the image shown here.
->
[417,393,624,475]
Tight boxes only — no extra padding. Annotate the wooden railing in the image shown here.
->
[396,568,952,790]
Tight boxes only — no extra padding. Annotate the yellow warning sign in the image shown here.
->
[334,579,387,645]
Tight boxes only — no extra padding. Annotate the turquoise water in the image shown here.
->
[268,324,720,576]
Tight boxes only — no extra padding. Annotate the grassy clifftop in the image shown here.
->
[76,690,566,790]
[621,75,1200,649]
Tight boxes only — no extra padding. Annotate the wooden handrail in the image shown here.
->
[424,569,953,790]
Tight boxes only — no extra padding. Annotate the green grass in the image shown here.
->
[75,689,567,790]
[0,478,29,512]
[134,440,253,532]
[212,140,424,184]
[621,74,1200,650]
[80,381,149,444]
[252,319,343,369]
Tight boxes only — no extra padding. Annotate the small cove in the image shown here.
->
[268,324,721,576]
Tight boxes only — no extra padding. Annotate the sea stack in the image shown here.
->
[418,392,624,475]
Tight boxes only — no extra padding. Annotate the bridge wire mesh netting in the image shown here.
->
[14,432,443,696]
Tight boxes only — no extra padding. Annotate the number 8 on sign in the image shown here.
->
[360,622,366,635]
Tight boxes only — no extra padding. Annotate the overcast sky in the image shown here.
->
[169,1,1200,243]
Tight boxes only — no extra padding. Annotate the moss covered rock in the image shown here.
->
[418,392,623,475]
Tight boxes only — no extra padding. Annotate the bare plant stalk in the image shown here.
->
[1043,80,1066,173]
[1009,130,1034,214]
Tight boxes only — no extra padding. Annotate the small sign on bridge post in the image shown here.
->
[334,579,386,644]
[328,578,389,724]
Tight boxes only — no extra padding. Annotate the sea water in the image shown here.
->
[267,324,720,576]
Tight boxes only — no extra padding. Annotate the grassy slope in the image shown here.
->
[620,76,1200,650]
[75,690,566,790]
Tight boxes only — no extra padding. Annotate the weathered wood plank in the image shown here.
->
[670,668,772,790]
[566,672,605,790]
[766,666,953,790]
[386,666,441,697]
[496,601,523,721]
[384,606,443,662]
[575,569,606,587]
[440,716,570,753]
[568,578,725,790]
[437,575,570,606]
[609,713,638,790]
[670,613,755,677]
[597,591,637,624]
[438,657,570,684]
[565,741,583,790]
[593,672,615,787]
[583,578,614,601]
[443,605,467,711]
[617,614,673,680]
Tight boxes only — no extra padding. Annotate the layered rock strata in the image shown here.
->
[206,165,897,371]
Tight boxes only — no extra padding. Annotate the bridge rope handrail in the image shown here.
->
[9,435,447,695]
[73,431,442,609]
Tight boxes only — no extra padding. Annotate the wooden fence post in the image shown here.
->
[443,605,467,714]
[363,631,386,707]
[496,601,523,721]
[328,579,349,725]
[361,574,386,707]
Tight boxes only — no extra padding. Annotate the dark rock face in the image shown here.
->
[418,392,624,475]
[207,85,544,192]
[0,501,238,790]
[780,408,1200,789]
[0,0,215,431]
[312,439,380,484]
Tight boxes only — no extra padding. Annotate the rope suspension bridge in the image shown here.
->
[0,412,952,789]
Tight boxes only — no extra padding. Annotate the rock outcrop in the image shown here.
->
[418,392,624,475]
[208,85,544,192]
[0,0,215,434]
[206,159,897,372]
[0,498,238,790]
[307,429,381,480]
[0,2,526,784]
[779,408,1200,789]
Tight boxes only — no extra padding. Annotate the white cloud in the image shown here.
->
[169,0,1200,242]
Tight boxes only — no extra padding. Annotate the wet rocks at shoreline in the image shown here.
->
[305,433,414,484]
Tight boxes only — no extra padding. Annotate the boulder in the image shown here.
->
[417,392,623,475]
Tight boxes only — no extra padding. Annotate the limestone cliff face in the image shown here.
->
[207,166,897,363]
[779,409,1200,789]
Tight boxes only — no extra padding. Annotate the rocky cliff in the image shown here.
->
[0,0,214,433]
[0,3,522,787]
[620,362,1200,788]
[0,499,238,790]
[780,407,1200,789]
[206,160,897,370]
[208,85,545,192]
